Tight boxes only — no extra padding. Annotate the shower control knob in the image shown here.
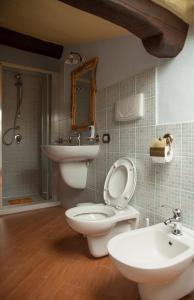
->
[15,134,22,144]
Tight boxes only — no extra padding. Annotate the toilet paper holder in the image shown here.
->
[162,133,173,144]
[150,133,173,163]
[161,133,173,152]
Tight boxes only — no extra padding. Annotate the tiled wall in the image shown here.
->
[59,68,194,230]
[2,69,43,202]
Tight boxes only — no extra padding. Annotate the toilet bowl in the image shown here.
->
[65,157,139,257]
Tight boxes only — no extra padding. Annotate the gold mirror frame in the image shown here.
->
[71,57,98,131]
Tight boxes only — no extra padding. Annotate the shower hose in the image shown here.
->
[2,74,23,146]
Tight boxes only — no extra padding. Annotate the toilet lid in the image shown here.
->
[103,157,136,209]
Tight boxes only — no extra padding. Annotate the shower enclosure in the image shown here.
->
[0,63,57,211]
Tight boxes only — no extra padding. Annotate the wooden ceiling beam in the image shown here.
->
[0,26,63,59]
[60,0,189,58]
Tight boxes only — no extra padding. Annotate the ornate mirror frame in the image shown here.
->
[71,57,98,131]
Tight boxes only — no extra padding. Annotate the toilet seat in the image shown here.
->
[104,157,136,209]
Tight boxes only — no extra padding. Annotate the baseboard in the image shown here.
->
[0,201,61,215]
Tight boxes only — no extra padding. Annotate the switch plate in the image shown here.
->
[102,133,110,144]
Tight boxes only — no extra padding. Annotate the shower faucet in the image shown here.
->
[15,134,22,144]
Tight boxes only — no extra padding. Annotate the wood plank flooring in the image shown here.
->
[0,207,193,300]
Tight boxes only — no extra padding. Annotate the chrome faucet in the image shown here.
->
[55,137,72,144]
[161,204,183,235]
[77,133,81,146]
[69,132,81,145]
[55,132,81,145]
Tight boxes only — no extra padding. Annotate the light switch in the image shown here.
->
[102,133,110,144]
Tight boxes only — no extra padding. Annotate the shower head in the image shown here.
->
[64,52,85,65]
[15,73,22,80]
[15,73,23,86]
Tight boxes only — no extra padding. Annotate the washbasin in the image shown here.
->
[41,144,99,189]
[108,223,194,284]
[41,145,99,162]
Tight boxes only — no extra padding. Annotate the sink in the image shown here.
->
[41,144,99,189]
[41,145,99,163]
[108,223,194,300]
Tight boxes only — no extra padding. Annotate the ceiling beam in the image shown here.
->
[0,26,63,59]
[60,0,189,58]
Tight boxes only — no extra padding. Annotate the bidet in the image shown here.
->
[108,223,194,300]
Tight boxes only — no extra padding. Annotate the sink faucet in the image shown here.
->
[56,132,81,145]
[77,133,81,146]
[55,136,72,144]
[66,132,81,145]
[161,204,183,235]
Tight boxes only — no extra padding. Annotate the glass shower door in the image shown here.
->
[41,74,52,200]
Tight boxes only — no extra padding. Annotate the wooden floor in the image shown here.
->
[0,207,193,300]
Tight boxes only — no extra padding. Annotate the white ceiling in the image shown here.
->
[152,0,194,24]
[0,0,129,45]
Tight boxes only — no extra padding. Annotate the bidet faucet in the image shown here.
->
[161,204,183,235]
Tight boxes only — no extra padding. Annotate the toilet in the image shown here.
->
[65,157,139,257]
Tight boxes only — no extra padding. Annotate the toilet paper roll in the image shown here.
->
[151,148,173,164]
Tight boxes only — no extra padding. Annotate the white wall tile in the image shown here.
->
[181,190,194,228]
[155,157,181,189]
[119,76,135,100]
[120,127,136,154]
[182,122,194,157]
[181,157,194,193]
[58,66,194,230]
[106,82,119,108]
[155,185,180,218]
[96,110,106,131]
[136,126,156,155]
[136,154,155,185]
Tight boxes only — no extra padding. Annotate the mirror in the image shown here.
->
[71,58,98,130]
